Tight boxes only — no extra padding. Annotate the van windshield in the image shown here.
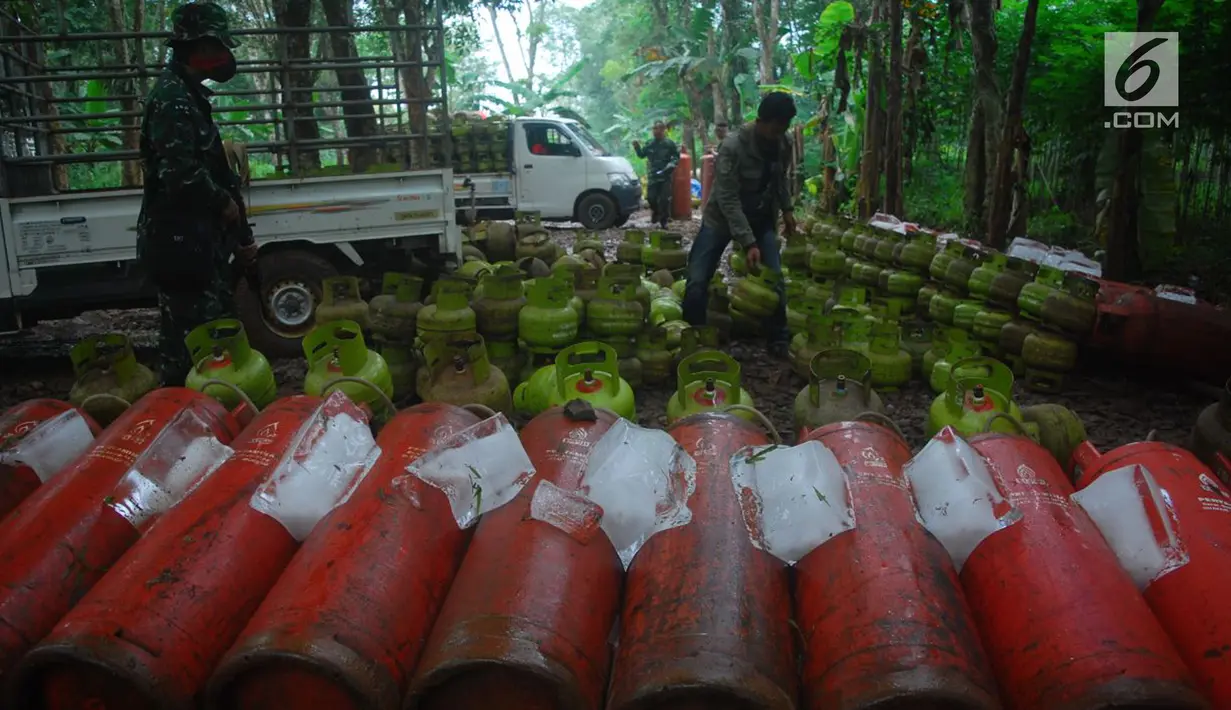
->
[569,125,610,157]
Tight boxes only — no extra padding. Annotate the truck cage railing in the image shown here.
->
[0,6,453,195]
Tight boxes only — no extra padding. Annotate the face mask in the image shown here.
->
[189,50,237,83]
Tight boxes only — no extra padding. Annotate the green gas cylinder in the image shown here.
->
[850,260,883,288]
[873,234,902,265]
[603,263,653,313]
[417,279,477,342]
[457,259,493,282]
[658,320,689,351]
[998,319,1037,376]
[377,342,417,400]
[617,229,646,263]
[370,273,424,344]
[552,253,588,276]
[901,321,934,377]
[926,356,1028,439]
[917,282,940,320]
[988,256,1038,309]
[929,240,963,282]
[809,238,846,279]
[729,243,749,275]
[839,314,872,355]
[790,312,839,379]
[675,325,721,369]
[636,327,674,386]
[524,342,637,419]
[515,232,559,263]
[831,286,872,319]
[574,268,600,307]
[1022,403,1088,472]
[867,321,912,390]
[419,334,512,415]
[952,299,984,333]
[520,275,580,351]
[1021,330,1079,393]
[671,279,687,301]
[782,233,810,271]
[793,349,885,435]
[473,266,526,342]
[926,328,982,394]
[644,231,688,271]
[855,228,879,260]
[666,351,756,425]
[898,232,937,274]
[806,277,837,305]
[650,292,683,327]
[316,276,371,330]
[184,319,277,410]
[881,269,925,297]
[839,226,859,252]
[484,222,517,262]
[588,277,646,337]
[972,308,1012,356]
[518,256,552,280]
[928,288,962,325]
[943,245,982,293]
[486,339,525,388]
[1041,273,1099,338]
[1017,265,1064,321]
[731,269,783,319]
[967,251,1006,302]
[303,320,393,411]
[69,333,158,426]
[788,296,826,338]
[574,231,605,254]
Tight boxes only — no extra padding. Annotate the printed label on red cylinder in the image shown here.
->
[0,409,95,483]
[403,412,535,529]
[903,427,1022,571]
[249,391,379,541]
[109,408,234,529]
[1071,463,1189,590]
[728,440,854,565]
[574,418,696,568]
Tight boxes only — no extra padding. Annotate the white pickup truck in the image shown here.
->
[0,18,640,357]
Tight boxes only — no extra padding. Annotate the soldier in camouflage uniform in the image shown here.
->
[137,2,257,386]
[633,120,680,228]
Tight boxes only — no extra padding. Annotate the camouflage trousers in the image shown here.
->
[157,267,235,387]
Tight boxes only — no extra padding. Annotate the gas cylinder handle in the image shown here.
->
[854,411,906,440]
[721,404,782,443]
[320,377,396,418]
[197,378,261,416]
[556,342,620,399]
[947,355,1013,405]
[981,411,1030,436]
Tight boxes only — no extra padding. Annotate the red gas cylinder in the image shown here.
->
[207,403,482,710]
[1089,279,1231,386]
[8,395,375,710]
[672,150,693,221]
[406,405,623,710]
[794,421,999,710]
[700,151,716,209]
[0,399,100,521]
[956,433,1204,710]
[605,413,797,710]
[1072,440,1231,708]
[0,388,238,677]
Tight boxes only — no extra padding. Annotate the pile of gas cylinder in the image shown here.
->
[1,377,1229,710]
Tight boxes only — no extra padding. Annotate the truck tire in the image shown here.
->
[577,192,618,230]
[613,213,630,227]
[235,249,337,359]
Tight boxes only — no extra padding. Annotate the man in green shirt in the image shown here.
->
[682,92,798,356]
[633,120,680,228]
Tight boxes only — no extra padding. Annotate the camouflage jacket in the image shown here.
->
[137,62,239,242]
[701,124,794,248]
[634,137,679,183]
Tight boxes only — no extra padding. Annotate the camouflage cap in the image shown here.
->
[167,2,240,48]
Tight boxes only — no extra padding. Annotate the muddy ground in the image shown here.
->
[0,210,1213,452]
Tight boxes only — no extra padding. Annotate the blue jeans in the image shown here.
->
[682,222,789,343]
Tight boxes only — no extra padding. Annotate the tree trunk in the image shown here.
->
[272,0,320,171]
[883,0,904,217]
[857,0,886,219]
[986,0,1039,248]
[1007,128,1031,239]
[963,0,1000,233]
[320,0,378,172]
[1106,0,1167,280]
[486,4,518,91]
[707,22,727,129]
[107,0,141,186]
[752,0,781,84]
[903,13,925,180]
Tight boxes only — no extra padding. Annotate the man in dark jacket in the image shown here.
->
[137,2,257,386]
[633,120,680,228]
[681,92,798,356]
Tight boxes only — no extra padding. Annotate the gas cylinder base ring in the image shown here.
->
[9,641,182,710]
[207,633,400,710]
[407,645,590,710]
[608,647,797,710]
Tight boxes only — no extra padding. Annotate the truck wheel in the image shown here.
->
[577,193,618,230]
[613,214,630,227]
[235,249,337,359]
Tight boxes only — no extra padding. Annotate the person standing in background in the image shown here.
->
[136,2,257,386]
[632,120,679,228]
